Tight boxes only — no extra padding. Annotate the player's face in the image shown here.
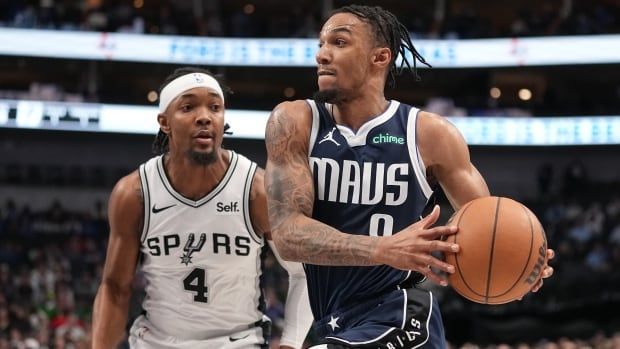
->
[315,13,375,102]
[163,87,225,165]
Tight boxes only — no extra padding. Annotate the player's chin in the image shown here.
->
[317,80,337,92]
[188,148,217,165]
[313,88,341,104]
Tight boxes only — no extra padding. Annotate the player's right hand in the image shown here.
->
[372,205,459,286]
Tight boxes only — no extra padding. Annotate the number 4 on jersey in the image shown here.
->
[183,268,208,303]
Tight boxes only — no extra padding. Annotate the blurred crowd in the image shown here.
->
[1,166,620,348]
[1,1,618,348]
[0,0,618,39]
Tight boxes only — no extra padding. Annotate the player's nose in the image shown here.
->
[316,45,331,65]
[195,107,212,126]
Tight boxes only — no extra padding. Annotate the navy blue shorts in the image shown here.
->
[311,287,446,349]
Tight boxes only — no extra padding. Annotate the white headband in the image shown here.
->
[158,73,225,113]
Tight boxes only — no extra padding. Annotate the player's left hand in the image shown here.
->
[530,248,554,293]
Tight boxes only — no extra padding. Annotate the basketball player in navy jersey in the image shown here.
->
[265,5,555,349]
[92,67,312,348]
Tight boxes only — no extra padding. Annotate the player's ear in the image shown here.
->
[372,47,391,69]
[157,113,170,134]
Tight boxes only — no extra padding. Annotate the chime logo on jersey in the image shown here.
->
[309,157,409,205]
[372,132,404,145]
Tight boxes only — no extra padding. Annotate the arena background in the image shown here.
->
[1,0,620,348]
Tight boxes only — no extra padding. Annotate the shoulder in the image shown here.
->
[416,111,469,167]
[104,170,145,238]
[248,166,271,239]
[416,111,461,140]
[271,100,312,118]
[250,166,266,199]
[109,170,143,215]
[266,100,312,136]
[235,152,262,190]
[265,100,313,156]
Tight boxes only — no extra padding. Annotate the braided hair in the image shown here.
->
[331,5,431,87]
[152,67,231,155]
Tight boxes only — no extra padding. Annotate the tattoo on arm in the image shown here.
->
[287,221,378,266]
[265,109,378,266]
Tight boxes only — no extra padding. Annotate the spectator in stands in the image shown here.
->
[1,1,618,39]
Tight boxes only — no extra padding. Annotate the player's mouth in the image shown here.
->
[318,69,336,87]
[194,130,214,145]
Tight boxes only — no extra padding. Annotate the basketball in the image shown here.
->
[445,196,548,305]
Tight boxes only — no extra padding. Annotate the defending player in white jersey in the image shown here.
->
[92,67,313,349]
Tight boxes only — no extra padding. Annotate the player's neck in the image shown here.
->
[332,94,389,132]
[163,149,230,200]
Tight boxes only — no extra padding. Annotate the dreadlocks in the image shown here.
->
[152,67,231,155]
[332,5,431,87]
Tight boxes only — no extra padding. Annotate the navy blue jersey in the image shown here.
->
[306,99,434,320]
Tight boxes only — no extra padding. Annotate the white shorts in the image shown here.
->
[128,314,267,349]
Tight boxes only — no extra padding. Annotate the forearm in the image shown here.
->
[273,214,380,266]
[92,284,131,349]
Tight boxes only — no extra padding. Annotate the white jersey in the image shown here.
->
[135,150,265,340]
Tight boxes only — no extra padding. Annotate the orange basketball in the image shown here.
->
[445,196,548,304]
